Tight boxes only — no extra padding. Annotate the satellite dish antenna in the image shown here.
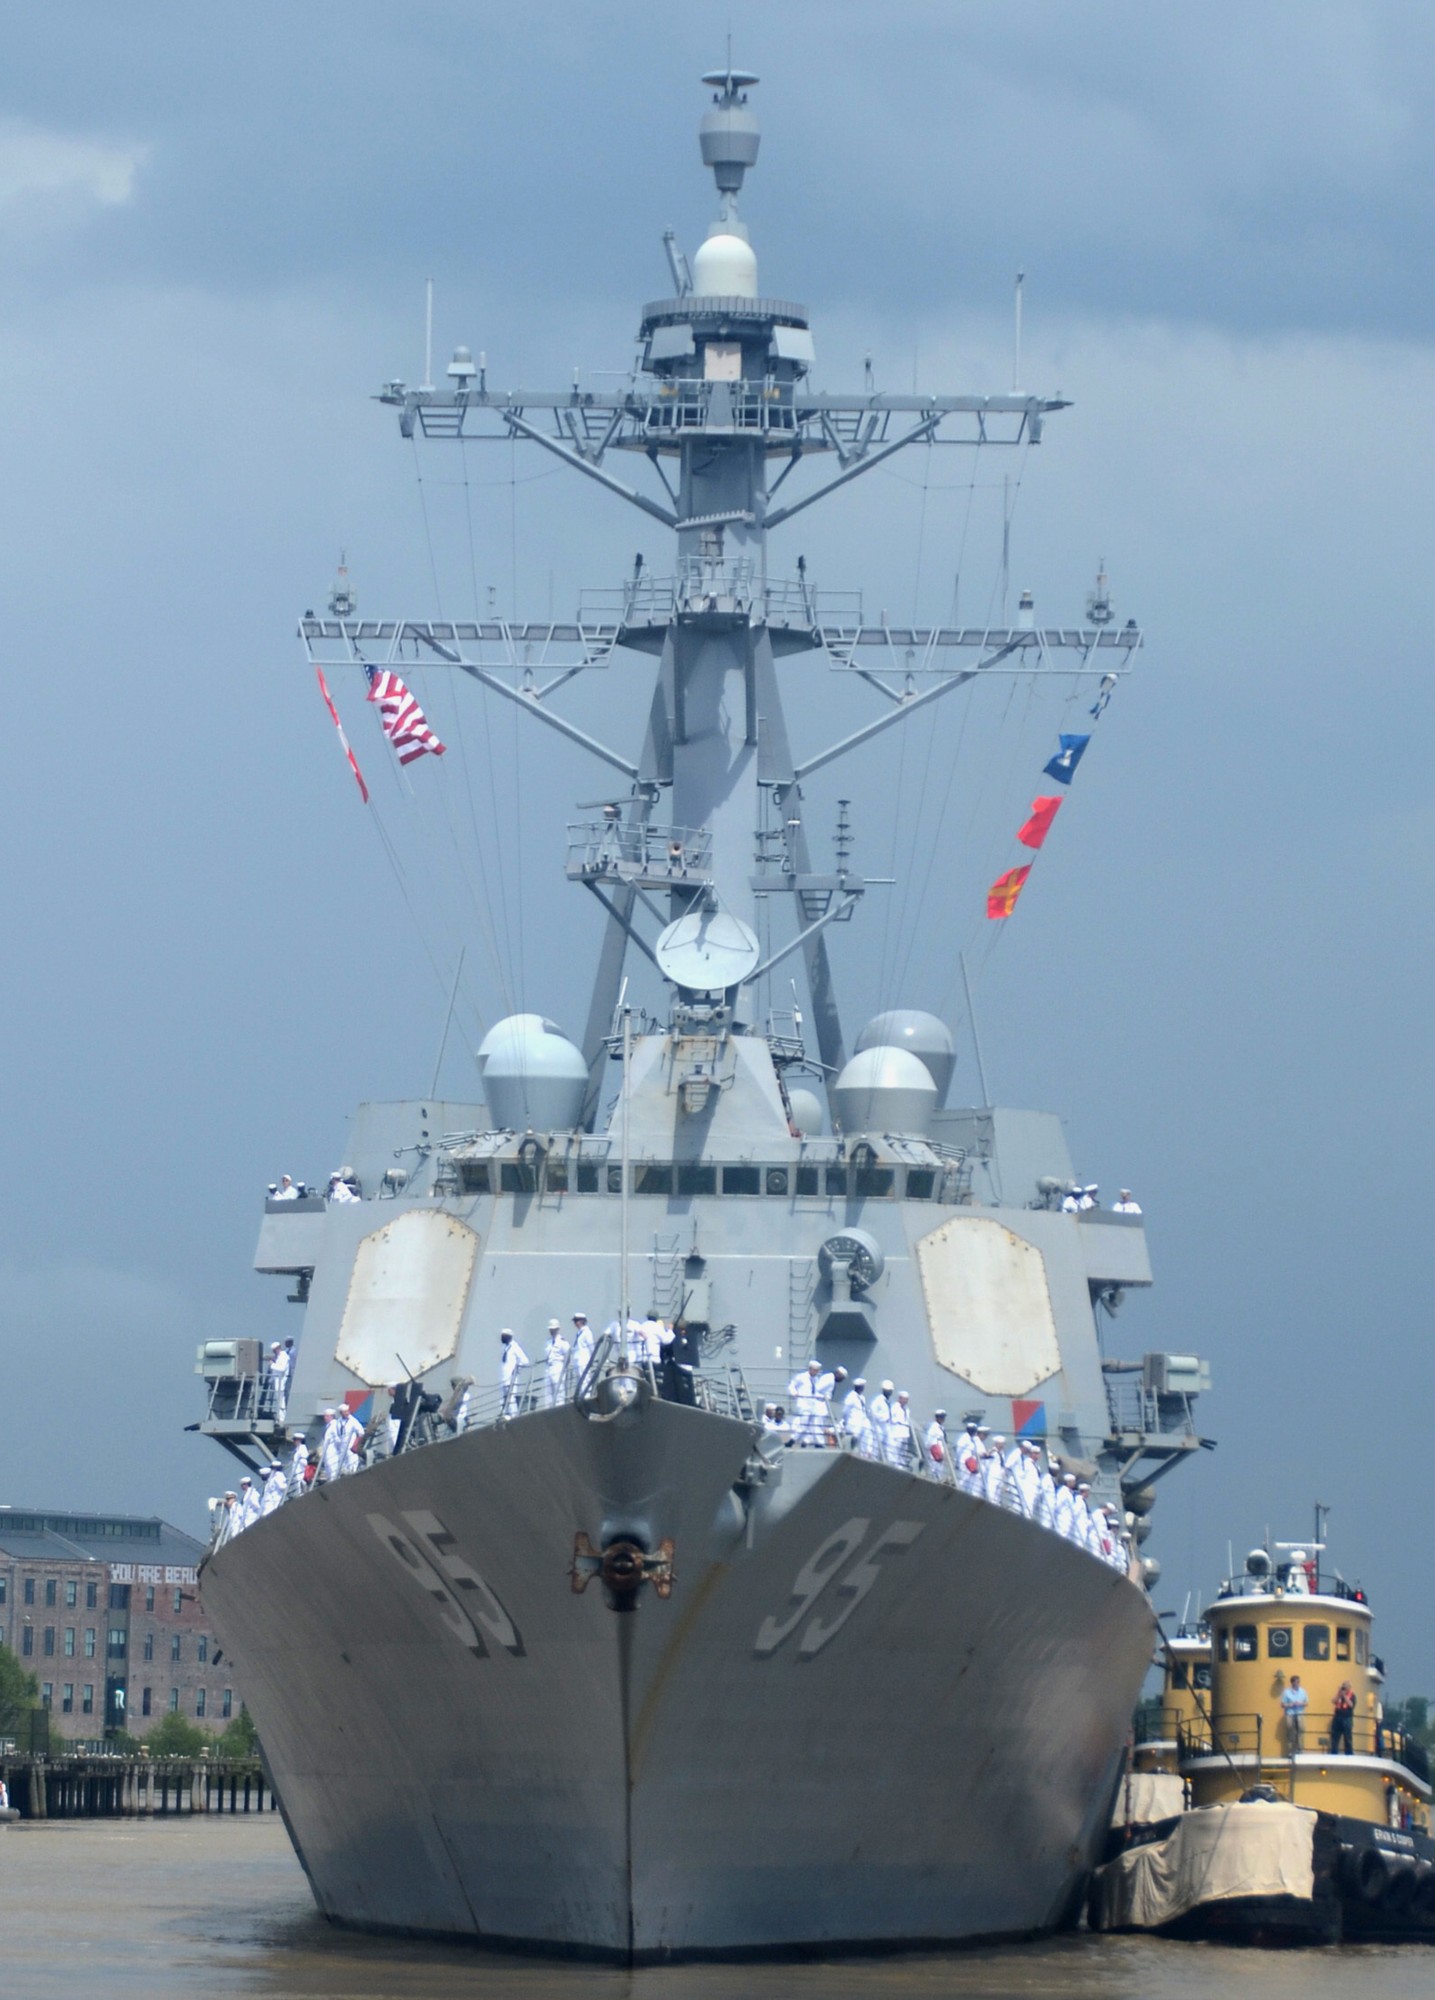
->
[655,911,761,991]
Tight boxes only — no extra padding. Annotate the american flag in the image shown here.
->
[365,664,447,765]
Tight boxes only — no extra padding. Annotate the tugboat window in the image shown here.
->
[1216,1629,1229,1661]
[1233,1625,1257,1661]
[1356,1629,1368,1665]
[1303,1624,1331,1661]
[1194,1665,1213,1690]
[1336,1627,1351,1661]
[1267,1626,1292,1658]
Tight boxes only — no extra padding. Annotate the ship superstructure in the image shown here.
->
[195,69,1211,1958]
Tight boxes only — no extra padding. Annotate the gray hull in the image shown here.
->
[203,1400,1153,1957]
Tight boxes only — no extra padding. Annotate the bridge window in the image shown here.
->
[459,1162,491,1194]
[607,1165,623,1193]
[576,1162,601,1192]
[853,1166,895,1197]
[676,1164,716,1197]
[906,1169,936,1199]
[825,1166,848,1196]
[635,1164,673,1195]
[1268,1626,1292,1658]
[500,1163,539,1194]
[765,1168,789,1195]
[722,1166,761,1195]
[795,1166,820,1196]
[544,1159,569,1192]
[1233,1624,1257,1661]
[1303,1623,1331,1661]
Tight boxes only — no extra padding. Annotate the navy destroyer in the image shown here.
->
[195,68,1211,1957]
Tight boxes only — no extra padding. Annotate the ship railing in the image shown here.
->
[1134,1704,1183,1747]
[1103,1376,1199,1438]
[1179,1712,1428,1779]
[564,821,713,886]
[200,1372,284,1430]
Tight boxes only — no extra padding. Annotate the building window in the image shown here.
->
[168,1688,179,1713]
[84,1628,96,1658]
[82,1686,94,1715]
[173,1588,182,1614]
[40,1683,52,1707]
[64,1628,76,1657]
[222,1689,233,1718]
[45,1579,57,1608]
[65,1581,78,1609]
[109,1583,131,1611]
[61,1684,74,1714]
[143,1632,154,1662]
[197,1636,208,1664]
[196,1688,207,1717]
[107,1628,127,1660]
[43,1627,55,1657]
[145,1585,155,1613]
[171,1634,182,1663]
[141,1688,151,1717]
[23,1579,34,1606]
[1303,1624,1331,1662]
[22,1627,33,1657]
[85,1582,97,1610]
[1233,1624,1257,1660]
[0,1578,6,1604]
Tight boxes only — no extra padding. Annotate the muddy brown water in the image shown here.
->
[3,1819,1435,1998]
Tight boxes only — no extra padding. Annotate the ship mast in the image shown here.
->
[302,66,1139,1123]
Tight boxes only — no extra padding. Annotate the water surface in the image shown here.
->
[4,1820,1434,1998]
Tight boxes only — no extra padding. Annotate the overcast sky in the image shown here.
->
[4,3,1435,1680]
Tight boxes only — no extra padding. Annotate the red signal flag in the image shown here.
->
[986,865,1032,920]
[1017,795,1062,851]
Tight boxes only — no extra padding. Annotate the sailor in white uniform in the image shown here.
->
[869,1381,895,1463]
[1112,1188,1142,1214]
[924,1411,949,1480]
[236,1476,261,1531]
[272,1175,299,1202]
[1033,1454,1057,1528]
[337,1405,366,1474]
[499,1330,529,1415]
[841,1378,873,1456]
[260,1461,287,1516]
[639,1314,665,1370]
[1077,1184,1099,1211]
[981,1435,1009,1506]
[1052,1472,1079,1540]
[317,1408,345,1483]
[955,1421,984,1493]
[267,1341,290,1423]
[450,1379,472,1435]
[286,1433,309,1500]
[544,1321,570,1407]
[788,1361,826,1447]
[1060,1183,1082,1212]
[889,1390,916,1468]
[213,1492,238,1544]
[570,1314,595,1386]
[1001,1437,1028,1514]
[327,1171,360,1204]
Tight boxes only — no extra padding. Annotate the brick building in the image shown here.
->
[0,1509,242,1744]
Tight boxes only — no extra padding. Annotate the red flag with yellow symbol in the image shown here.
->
[986,865,1032,920]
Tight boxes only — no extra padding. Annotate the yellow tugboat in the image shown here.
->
[1097,1537,1434,1942]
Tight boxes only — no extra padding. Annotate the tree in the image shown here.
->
[1388,1697,1434,1749]
[144,1712,212,1758]
[0,1643,38,1737]
[216,1708,259,1759]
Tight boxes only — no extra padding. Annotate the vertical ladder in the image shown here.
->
[787,1257,815,1362]
[648,1234,683,1319]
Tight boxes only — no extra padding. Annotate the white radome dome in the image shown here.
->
[833,1045,938,1138]
[855,1010,956,1103]
[692,230,758,299]
[787,1086,825,1137]
[479,1014,587,1132]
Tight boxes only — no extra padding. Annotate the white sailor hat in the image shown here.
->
[572,1311,588,1321]
[291,1431,306,1441]
[990,1434,1006,1447]
[548,1318,561,1330]
[933,1408,947,1420]
[853,1377,866,1389]
[807,1359,821,1372]
[239,1476,252,1485]
[500,1328,514,1340]
[881,1379,895,1393]
[976,1422,990,1434]
[1077,1481,1092,1492]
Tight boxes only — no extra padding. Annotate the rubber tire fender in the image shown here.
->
[1345,1844,1387,1903]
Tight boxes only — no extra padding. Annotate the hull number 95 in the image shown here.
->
[755,1517,924,1659]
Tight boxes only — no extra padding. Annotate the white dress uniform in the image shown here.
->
[1052,1479,1078,1540]
[888,1395,915,1468]
[544,1332,571,1408]
[924,1419,948,1479]
[955,1427,983,1493]
[338,1409,365,1474]
[499,1336,530,1414]
[327,1175,360,1204]
[236,1481,261,1531]
[980,1440,1008,1506]
[640,1316,665,1368]
[260,1464,287,1516]
[1034,1467,1057,1528]
[451,1386,472,1435]
[868,1388,893,1462]
[788,1368,824,1447]
[841,1386,873,1456]
[318,1413,346,1483]
[571,1322,596,1384]
[268,1345,290,1422]
[286,1438,309,1500]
